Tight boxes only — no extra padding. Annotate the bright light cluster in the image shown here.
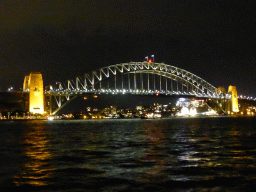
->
[177,107,197,116]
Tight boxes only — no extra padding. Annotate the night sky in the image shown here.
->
[1,0,255,95]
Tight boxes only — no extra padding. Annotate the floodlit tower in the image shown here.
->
[228,85,239,112]
[23,72,44,114]
[23,75,30,91]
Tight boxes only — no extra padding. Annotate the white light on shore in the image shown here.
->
[177,107,197,116]
[48,116,54,120]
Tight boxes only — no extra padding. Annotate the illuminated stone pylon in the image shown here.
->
[228,85,239,112]
[23,72,44,114]
[23,75,30,90]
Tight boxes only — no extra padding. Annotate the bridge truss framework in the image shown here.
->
[45,62,222,115]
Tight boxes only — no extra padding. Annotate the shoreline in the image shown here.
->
[1,115,256,121]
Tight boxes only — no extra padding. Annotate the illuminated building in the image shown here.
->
[228,85,239,112]
[176,98,190,107]
[23,72,44,114]
[191,99,205,107]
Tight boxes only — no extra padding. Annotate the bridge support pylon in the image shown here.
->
[23,72,44,114]
[228,85,239,113]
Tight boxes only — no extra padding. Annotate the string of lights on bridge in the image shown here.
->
[45,86,256,102]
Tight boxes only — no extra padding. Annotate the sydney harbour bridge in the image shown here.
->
[41,61,234,115]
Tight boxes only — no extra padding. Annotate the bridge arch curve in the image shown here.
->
[64,62,218,96]
[49,62,218,97]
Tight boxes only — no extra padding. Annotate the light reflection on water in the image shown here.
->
[13,122,55,186]
[0,117,256,191]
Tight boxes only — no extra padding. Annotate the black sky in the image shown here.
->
[0,0,255,95]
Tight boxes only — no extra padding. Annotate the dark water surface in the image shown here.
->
[1,117,256,191]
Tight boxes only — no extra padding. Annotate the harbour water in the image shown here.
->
[1,117,256,191]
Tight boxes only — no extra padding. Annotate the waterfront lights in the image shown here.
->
[48,116,54,120]
[190,108,197,116]
[7,87,13,91]
[177,107,190,116]
[204,110,217,116]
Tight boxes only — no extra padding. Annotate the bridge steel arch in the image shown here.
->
[63,62,217,95]
[47,62,219,114]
